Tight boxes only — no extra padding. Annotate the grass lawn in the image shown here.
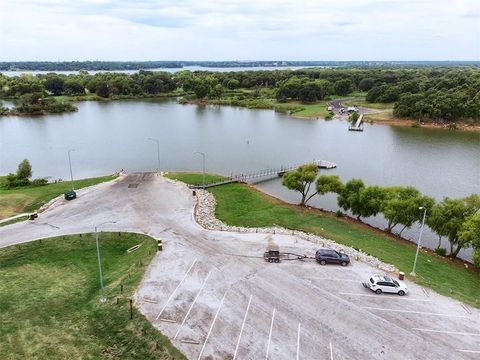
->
[274,100,330,118]
[343,99,394,110]
[0,175,117,220]
[168,173,480,308]
[0,232,185,360]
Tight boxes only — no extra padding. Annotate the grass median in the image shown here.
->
[0,232,185,359]
[167,172,480,308]
[0,175,117,220]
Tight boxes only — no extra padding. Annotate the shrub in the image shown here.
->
[434,247,447,257]
[325,112,333,120]
[31,178,48,186]
[3,173,30,189]
[335,210,344,218]
[411,121,421,128]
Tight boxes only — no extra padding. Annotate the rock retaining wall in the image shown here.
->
[194,188,398,273]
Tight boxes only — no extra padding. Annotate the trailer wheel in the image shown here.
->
[274,258,279,263]
[268,258,274,263]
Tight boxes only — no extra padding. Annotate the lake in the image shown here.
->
[0,99,479,259]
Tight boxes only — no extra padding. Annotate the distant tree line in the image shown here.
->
[282,164,480,265]
[1,61,478,71]
[1,67,479,121]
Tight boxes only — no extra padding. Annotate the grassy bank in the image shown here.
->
[167,173,480,308]
[343,99,394,110]
[0,232,185,359]
[0,175,117,219]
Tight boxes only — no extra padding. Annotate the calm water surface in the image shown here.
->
[0,99,478,259]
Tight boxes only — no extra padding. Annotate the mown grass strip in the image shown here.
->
[0,232,186,359]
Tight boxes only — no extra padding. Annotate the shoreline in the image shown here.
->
[3,95,479,132]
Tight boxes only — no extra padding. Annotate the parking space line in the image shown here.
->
[197,290,228,360]
[233,294,253,360]
[362,306,467,318]
[456,349,480,353]
[174,270,212,340]
[340,292,431,302]
[330,342,333,360]
[421,287,430,297]
[413,328,480,337]
[156,259,197,320]
[265,308,276,360]
[460,303,472,315]
[296,323,301,360]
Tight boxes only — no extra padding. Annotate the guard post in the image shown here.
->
[157,239,163,251]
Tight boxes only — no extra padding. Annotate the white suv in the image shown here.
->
[363,275,408,296]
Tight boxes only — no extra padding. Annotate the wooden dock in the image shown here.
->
[349,114,364,131]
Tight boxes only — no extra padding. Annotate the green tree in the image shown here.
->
[17,159,32,180]
[459,212,480,267]
[357,186,387,219]
[337,179,365,219]
[281,163,318,206]
[226,79,240,90]
[44,76,65,96]
[333,79,352,96]
[382,186,435,235]
[429,195,480,257]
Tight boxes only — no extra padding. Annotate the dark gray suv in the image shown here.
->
[315,249,350,266]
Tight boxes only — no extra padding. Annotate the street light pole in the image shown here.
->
[147,138,160,174]
[94,220,117,302]
[67,149,75,191]
[411,206,427,276]
[194,152,206,188]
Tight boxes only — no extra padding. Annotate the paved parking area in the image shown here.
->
[136,232,480,360]
[0,173,478,359]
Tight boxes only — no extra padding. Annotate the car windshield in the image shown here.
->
[393,280,400,287]
[370,278,374,284]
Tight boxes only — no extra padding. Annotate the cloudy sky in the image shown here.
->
[0,0,478,61]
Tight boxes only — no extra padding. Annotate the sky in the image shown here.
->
[0,0,479,61]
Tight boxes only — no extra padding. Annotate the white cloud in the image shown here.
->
[0,0,478,60]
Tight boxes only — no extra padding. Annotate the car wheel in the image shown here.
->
[268,258,273,263]
[274,258,279,263]
[341,261,348,267]
[398,290,405,296]
[320,260,326,265]
[375,289,382,295]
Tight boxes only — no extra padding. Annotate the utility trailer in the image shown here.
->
[263,242,308,263]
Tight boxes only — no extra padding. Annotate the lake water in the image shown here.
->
[0,65,320,77]
[0,99,479,260]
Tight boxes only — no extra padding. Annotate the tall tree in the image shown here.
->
[459,212,480,267]
[337,178,365,219]
[16,159,32,180]
[316,175,343,205]
[429,195,480,257]
[281,163,318,206]
[382,186,434,235]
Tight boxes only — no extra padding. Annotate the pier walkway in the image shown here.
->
[189,160,337,189]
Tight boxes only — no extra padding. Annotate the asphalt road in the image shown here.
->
[0,174,478,359]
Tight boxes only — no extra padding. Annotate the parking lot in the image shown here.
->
[136,231,480,360]
[0,173,478,359]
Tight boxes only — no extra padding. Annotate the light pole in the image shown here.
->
[95,220,117,302]
[147,138,160,174]
[194,151,206,188]
[411,206,427,276]
[67,149,75,191]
